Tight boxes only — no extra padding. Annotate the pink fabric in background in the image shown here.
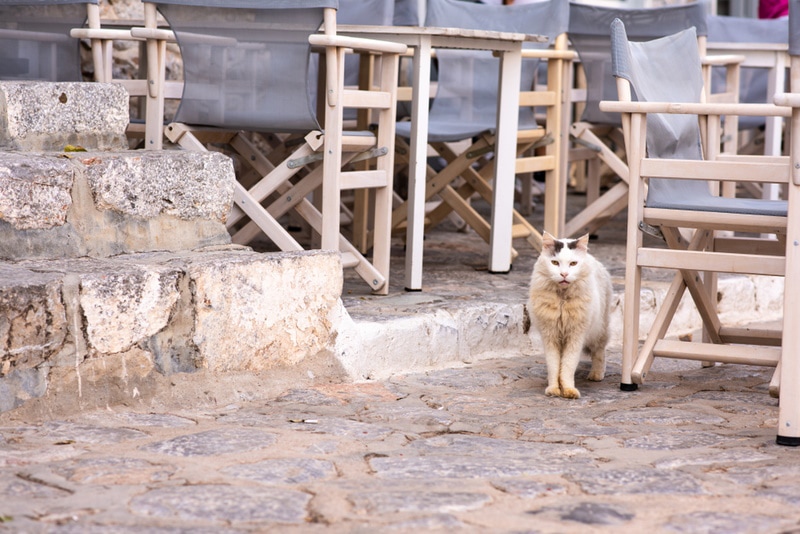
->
[759,0,789,19]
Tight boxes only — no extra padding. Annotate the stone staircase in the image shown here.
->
[0,81,350,415]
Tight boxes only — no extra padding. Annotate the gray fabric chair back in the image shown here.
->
[570,1,708,126]
[394,0,419,26]
[611,18,786,217]
[397,0,568,142]
[0,0,95,81]
[146,0,337,133]
[340,0,393,25]
[791,0,800,55]
[708,15,788,130]
[338,0,394,121]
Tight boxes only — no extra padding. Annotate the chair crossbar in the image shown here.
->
[653,339,781,367]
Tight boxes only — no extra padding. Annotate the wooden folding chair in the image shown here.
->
[565,1,741,240]
[602,18,799,446]
[390,0,572,256]
[140,0,405,295]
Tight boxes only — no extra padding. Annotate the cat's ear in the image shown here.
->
[576,234,590,252]
[542,231,557,254]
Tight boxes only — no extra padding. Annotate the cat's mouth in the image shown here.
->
[559,280,570,286]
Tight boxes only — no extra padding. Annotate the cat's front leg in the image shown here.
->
[544,343,563,397]
[558,340,584,399]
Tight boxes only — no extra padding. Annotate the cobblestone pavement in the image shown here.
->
[1,354,798,533]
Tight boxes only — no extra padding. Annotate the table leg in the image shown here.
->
[404,38,432,291]
[489,47,522,273]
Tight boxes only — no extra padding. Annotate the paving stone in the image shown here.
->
[623,430,725,450]
[0,472,70,499]
[441,395,521,416]
[129,484,311,524]
[404,367,522,390]
[704,464,800,487]
[51,526,239,534]
[39,421,148,445]
[53,457,174,485]
[676,390,778,416]
[491,479,567,499]
[372,455,574,479]
[654,449,776,469]
[348,490,491,514]
[383,513,467,531]
[140,428,277,457]
[595,407,727,426]
[760,484,800,505]
[78,412,196,428]
[221,458,336,485]
[559,502,635,525]
[289,418,396,441]
[664,511,786,533]
[274,388,343,406]
[568,468,705,495]
[355,402,455,428]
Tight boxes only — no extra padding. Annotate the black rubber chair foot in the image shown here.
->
[776,435,800,447]
[620,383,638,392]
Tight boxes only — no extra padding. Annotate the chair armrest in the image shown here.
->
[309,34,407,55]
[71,28,137,40]
[701,53,746,66]
[130,27,177,42]
[520,49,577,61]
[599,100,791,118]
[774,93,800,107]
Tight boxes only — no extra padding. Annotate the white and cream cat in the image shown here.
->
[528,232,612,399]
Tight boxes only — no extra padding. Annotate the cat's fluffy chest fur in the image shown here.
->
[528,232,612,399]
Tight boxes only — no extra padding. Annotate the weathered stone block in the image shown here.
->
[0,151,235,260]
[0,248,345,413]
[81,151,234,222]
[0,152,74,230]
[189,250,343,372]
[0,82,129,151]
[80,263,182,355]
[0,264,66,375]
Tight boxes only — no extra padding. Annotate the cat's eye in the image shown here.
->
[551,260,559,266]
[569,261,578,267]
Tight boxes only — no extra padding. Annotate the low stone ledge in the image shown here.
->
[0,150,236,260]
[0,249,344,413]
[0,82,129,151]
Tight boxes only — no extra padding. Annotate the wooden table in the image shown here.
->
[338,25,546,291]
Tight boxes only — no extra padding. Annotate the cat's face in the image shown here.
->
[538,233,590,288]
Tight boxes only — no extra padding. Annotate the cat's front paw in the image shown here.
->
[545,385,562,397]
[587,370,605,382]
[561,387,581,399]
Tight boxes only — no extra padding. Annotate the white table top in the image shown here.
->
[337,24,547,47]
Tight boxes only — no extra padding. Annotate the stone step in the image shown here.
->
[0,82,129,152]
[0,150,236,260]
[0,81,238,260]
[0,248,345,413]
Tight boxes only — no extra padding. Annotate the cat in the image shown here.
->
[527,231,613,399]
